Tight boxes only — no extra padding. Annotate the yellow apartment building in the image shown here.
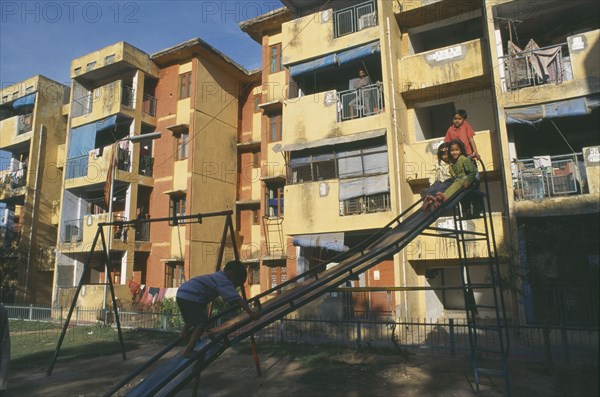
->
[0,75,69,304]
[52,42,161,307]
[50,39,262,308]
[241,0,599,324]
[149,38,257,292]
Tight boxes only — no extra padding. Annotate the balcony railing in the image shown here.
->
[17,113,33,135]
[513,153,588,201]
[139,154,154,176]
[112,214,129,241]
[341,192,390,216]
[135,218,150,242]
[334,0,377,38]
[121,85,135,108]
[71,94,92,118]
[142,93,157,117]
[63,219,83,243]
[65,155,88,180]
[337,83,384,121]
[0,168,27,190]
[502,43,571,91]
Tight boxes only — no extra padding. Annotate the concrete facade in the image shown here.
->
[0,75,69,304]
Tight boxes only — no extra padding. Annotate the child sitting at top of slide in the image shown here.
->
[422,142,453,211]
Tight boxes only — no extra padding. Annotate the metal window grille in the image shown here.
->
[337,83,383,121]
[121,85,135,108]
[334,1,376,38]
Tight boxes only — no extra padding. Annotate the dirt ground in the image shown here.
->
[6,339,599,397]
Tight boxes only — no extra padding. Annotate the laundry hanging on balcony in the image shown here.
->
[289,40,381,78]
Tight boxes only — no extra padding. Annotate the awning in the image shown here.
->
[290,54,337,78]
[96,114,117,133]
[288,41,380,78]
[336,41,381,65]
[293,232,348,252]
[506,95,600,125]
[274,128,386,153]
[339,174,389,201]
[12,93,36,109]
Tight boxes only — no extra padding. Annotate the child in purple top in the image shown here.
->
[176,260,260,357]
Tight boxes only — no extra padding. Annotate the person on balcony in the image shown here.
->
[349,69,372,118]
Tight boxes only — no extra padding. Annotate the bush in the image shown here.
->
[158,298,184,330]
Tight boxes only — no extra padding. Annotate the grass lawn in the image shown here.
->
[9,320,175,370]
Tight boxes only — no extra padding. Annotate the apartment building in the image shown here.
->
[240,0,599,323]
[53,42,161,307]
[0,76,69,304]
[148,39,256,290]
[51,39,260,307]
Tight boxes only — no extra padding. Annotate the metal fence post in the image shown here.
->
[449,319,456,357]
[560,320,570,363]
[280,319,285,344]
[75,307,79,325]
[29,304,33,320]
[356,319,362,351]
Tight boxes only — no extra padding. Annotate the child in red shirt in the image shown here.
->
[444,109,480,160]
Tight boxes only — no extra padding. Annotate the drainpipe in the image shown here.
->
[24,125,44,302]
[386,17,409,319]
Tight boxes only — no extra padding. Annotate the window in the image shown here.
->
[170,196,186,220]
[86,61,96,71]
[270,44,282,73]
[334,1,377,38]
[247,263,260,286]
[266,184,284,217]
[165,262,185,288]
[267,261,287,290]
[176,131,189,160]
[289,139,388,184]
[341,192,390,216]
[179,72,192,99]
[268,112,282,142]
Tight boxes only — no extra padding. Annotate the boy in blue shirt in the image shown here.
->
[176,260,260,357]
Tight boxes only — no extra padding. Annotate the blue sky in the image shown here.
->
[0,1,283,169]
[0,0,283,85]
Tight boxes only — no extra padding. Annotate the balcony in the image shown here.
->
[61,213,135,248]
[121,86,156,117]
[16,113,33,135]
[0,113,33,148]
[513,153,589,201]
[501,42,572,92]
[284,90,387,146]
[142,93,157,117]
[63,219,83,243]
[404,131,500,190]
[400,39,488,99]
[0,168,27,201]
[282,1,379,66]
[337,83,384,121]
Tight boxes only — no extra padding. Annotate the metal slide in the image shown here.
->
[106,189,475,397]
